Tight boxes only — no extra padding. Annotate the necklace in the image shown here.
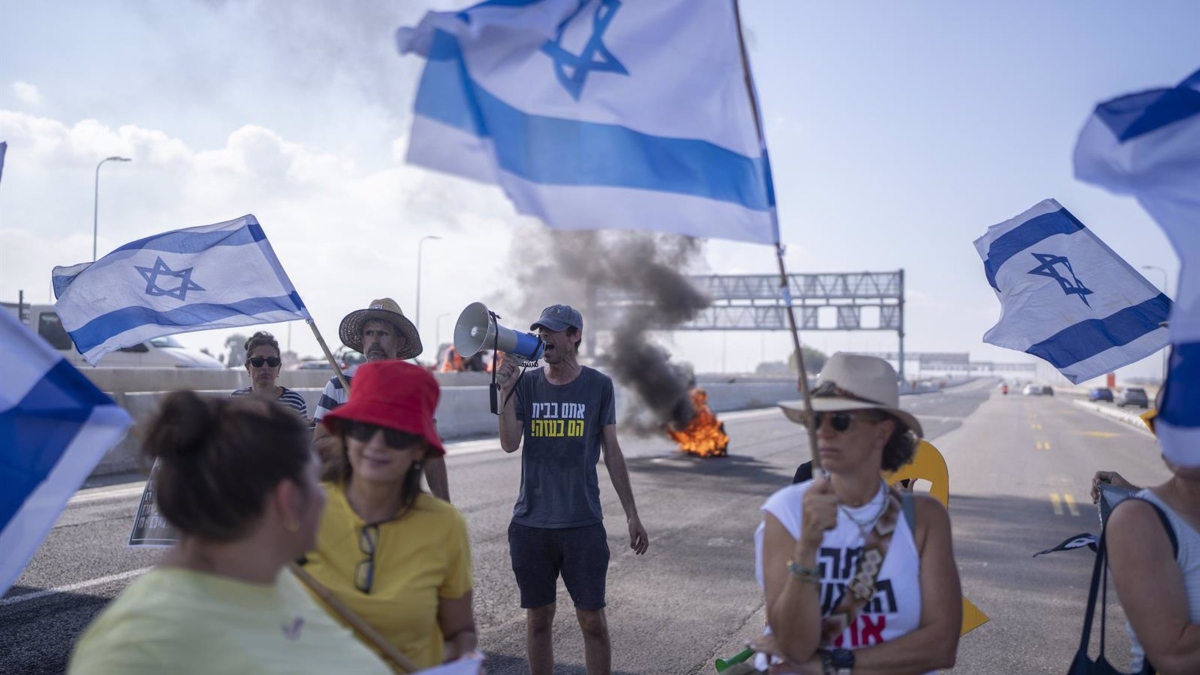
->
[838,480,889,539]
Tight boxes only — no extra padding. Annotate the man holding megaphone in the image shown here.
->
[494,304,649,675]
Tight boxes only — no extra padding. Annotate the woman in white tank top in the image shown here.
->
[1107,455,1200,674]
[758,354,961,674]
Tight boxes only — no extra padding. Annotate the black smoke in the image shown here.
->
[497,229,711,432]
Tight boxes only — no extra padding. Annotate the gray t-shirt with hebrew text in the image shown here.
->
[512,366,616,528]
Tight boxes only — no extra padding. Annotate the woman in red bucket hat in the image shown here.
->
[298,361,478,669]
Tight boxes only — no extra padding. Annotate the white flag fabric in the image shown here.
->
[0,310,132,597]
[53,215,310,365]
[975,199,1170,384]
[1075,67,1200,467]
[396,0,778,245]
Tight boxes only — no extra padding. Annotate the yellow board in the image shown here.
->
[882,440,950,507]
[961,597,989,634]
[882,440,990,635]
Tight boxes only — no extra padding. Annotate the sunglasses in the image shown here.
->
[345,421,421,449]
[354,524,379,594]
[809,411,872,433]
[246,356,281,368]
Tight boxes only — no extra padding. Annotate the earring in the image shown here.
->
[284,520,300,534]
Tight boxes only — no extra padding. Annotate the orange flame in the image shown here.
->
[668,388,729,458]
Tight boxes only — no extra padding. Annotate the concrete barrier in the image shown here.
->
[90,375,804,478]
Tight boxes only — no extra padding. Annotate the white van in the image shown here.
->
[27,305,225,369]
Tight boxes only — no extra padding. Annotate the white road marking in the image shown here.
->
[69,484,146,505]
[0,567,152,608]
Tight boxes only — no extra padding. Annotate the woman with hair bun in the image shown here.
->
[68,392,390,675]
[231,331,308,419]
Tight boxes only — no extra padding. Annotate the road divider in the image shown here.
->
[1071,400,1154,437]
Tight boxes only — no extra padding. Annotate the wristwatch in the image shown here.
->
[827,648,854,675]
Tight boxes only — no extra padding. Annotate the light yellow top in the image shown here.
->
[303,485,474,670]
[68,566,391,675]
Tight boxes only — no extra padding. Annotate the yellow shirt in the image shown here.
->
[303,485,474,670]
[67,567,390,675]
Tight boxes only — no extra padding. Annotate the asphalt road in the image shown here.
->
[0,380,1170,674]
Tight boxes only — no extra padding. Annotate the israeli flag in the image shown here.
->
[0,310,132,597]
[53,215,310,365]
[975,199,1170,384]
[1075,67,1200,468]
[397,0,778,245]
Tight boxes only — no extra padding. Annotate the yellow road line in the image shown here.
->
[1063,493,1080,517]
[1083,431,1119,438]
[1036,440,1051,450]
[1031,423,1042,430]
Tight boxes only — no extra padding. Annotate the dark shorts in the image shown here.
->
[508,521,609,610]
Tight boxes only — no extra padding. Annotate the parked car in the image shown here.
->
[1088,387,1114,402]
[1022,384,1040,396]
[1040,385,1054,396]
[1117,387,1149,408]
[27,305,223,368]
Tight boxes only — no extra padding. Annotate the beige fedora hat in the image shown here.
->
[779,352,923,437]
[338,298,423,360]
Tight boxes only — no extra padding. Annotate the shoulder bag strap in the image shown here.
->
[821,488,903,645]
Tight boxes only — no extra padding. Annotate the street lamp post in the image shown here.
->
[415,235,443,341]
[435,311,454,356]
[93,156,132,261]
[1142,265,1170,382]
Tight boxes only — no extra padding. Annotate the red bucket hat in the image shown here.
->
[321,361,444,455]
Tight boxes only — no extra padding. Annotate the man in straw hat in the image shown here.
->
[313,298,450,501]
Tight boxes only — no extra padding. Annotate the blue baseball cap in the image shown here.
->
[531,304,583,332]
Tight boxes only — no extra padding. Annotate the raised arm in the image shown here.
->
[496,359,523,453]
[601,424,648,554]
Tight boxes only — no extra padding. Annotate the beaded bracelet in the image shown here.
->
[786,560,821,583]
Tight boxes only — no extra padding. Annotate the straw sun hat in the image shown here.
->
[779,352,923,438]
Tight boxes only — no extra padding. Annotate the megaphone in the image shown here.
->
[454,302,544,361]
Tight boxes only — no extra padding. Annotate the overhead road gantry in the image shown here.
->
[590,270,909,378]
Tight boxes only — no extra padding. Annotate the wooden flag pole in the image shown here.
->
[733,0,821,470]
[288,562,419,674]
[307,319,351,392]
[774,245,821,471]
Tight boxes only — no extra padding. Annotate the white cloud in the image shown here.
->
[0,108,527,362]
[11,81,43,106]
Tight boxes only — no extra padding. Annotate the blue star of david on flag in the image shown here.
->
[1028,252,1093,307]
[135,256,205,301]
[976,199,1169,384]
[53,215,310,365]
[540,0,628,100]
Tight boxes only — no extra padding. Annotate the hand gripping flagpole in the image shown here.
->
[289,562,419,674]
[733,0,820,470]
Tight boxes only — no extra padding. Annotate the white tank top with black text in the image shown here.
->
[757,480,926,671]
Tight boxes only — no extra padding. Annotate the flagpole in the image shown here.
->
[288,563,418,674]
[733,0,820,469]
[307,319,351,391]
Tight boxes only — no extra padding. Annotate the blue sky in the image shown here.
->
[0,0,1194,381]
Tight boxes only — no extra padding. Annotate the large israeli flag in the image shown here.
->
[975,199,1171,384]
[0,310,132,597]
[1075,67,1200,467]
[53,215,310,365]
[396,0,778,245]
